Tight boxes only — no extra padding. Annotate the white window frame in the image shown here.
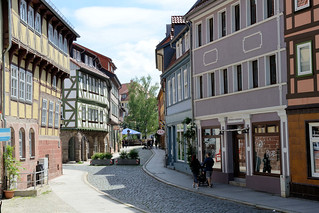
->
[35,12,41,34]
[206,15,214,43]
[64,38,68,53]
[247,0,257,26]
[48,23,53,42]
[183,69,188,99]
[20,0,27,23]
[54,29,58,46]
[296,41,313,76]
[167,79,171,106]
[11,65,18,99]
[195,22,202,48]
[219,9,227,38]
[41,99,47,126]
[26,71,33,103]
[52,75,57,90]
[263,0,275,19]
[82,105,86,121]
[48,101,54,127]
[59,33,63,50]
[295,0,310,11]
[19,68,26,101]
[231,3,240,33]
[28,5,34,29]
[177,73,181,102]
[29,129,35,158]
[172,77,176,104]
[19,129,25,158]
[309,123,319,177]
[54,103,60,128]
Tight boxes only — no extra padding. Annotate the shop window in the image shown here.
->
[177,124,185,161]
[253,122,281,175]
[296,41,312,76]
[308,123,319,177]
[202,127,221,170]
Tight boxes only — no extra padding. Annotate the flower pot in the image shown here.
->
[4,190,14,199]
[90,159,114,166]
[115,158,140,165]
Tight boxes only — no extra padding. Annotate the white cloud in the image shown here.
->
[136,0,195,12]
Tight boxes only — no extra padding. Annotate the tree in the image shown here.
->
[124,75,159,138]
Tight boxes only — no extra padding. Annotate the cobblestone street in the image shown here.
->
[65,149,272,213]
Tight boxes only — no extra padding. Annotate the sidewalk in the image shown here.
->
[143,148,319,213]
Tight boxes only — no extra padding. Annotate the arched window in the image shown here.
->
[19,128,26,159]
[9,127,15,148]
[29,129,35,158]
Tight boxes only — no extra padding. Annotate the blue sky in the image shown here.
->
[50,0,196,86]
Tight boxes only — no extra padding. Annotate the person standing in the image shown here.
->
[203,152,214,188]
[190,155,201,189]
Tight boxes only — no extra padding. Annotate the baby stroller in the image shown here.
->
[198,167,208,186]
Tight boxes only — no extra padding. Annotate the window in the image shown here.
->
[85,55,88,65]
[20,0,27,23]
[11,65,18,99]
[177,124,185,161]
[54,103,59,128]
[92,78,96,93]
[41,99,47,126]
[177,73,181,101]
[210,73,215,96]
[249,0,257,25]
[48,24,53,42]
[19,128,26,159]
[296,41,312,76]
[54,29,58,46]
[167,80,171,106]
[220,11,226,37]
[29,129,35,158]
[95,79,98,93]
[82,106,86,120]
[100,110,103,123]
[295,0,310,11]
[89,57,93,67]
[59,34,63,50]
[199,76,203,99]
[28,6,34,29]
[184,69,188,99]
[202,127,222,170]
[196,23,202,47]
[35,12,41,33]
[236,65,242,91]
[233,4,240,32]
[83,74,87,90]
[172,77,176,104]
[308,123,319,177]
[19,68,26,101]
[64,38,68,53]
[253,122,281,175]
[269,55,277,85]
[48,101,54,127]
[223,69,228,94]
[52,75,57,90]
[252,60,258,88]
[266,0,274,18]
[26,72,33,102]
[208,17,214,42]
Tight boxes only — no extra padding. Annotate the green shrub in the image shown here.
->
[102,152,113,159]
[92,152,113,160]
[128,149,139,159]
[119,151,128,159]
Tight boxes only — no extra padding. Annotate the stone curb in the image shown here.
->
[142,149,292,213]
[82,171,148,213]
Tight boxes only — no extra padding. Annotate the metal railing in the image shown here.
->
[17,169,48,190]
[43,0,75,29]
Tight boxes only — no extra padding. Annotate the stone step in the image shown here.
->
[229,178,246,187]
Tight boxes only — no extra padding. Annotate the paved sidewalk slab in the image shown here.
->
[143,149,319,213]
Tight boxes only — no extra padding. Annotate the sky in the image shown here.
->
[49,0,196,86]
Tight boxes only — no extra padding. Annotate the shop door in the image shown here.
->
[234,134,246,178]
[68,137,75,161]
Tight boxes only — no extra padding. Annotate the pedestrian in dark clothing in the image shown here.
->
[190,155,201,189]
[155,140,158,149]
[203,152,214,188]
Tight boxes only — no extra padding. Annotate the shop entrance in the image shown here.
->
[233,133,246,178]
[68,137,75,161]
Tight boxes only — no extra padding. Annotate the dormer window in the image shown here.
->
[89,57,93,67]
[85,55,88,65]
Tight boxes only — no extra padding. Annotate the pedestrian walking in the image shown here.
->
[155,139,158,149]
[190,155,201,189]
[203,152,214,188]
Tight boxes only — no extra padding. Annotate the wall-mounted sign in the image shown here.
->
[157,129,165,135]
[0,128,11,141]
[295,0,310,11]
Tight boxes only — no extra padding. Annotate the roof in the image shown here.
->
[185,0,211,18]
[73,43,117,73]
[119,82,131,101]
[70,58,109,80]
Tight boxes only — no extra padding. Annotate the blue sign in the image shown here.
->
[0,128,11,141]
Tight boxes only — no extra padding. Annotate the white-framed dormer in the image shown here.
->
[218,9,227,38]
[231,2,241,33]
[194,21,203,48]
[206,14,214,43]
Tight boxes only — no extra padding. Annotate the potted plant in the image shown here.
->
[3,145,22,199]
[90,152,114,166]
[115,149,140,165]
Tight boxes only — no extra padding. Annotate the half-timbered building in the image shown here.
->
[284,0,319,200]
[0,0,79,191]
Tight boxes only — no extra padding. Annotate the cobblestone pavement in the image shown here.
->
[65,148,272,213]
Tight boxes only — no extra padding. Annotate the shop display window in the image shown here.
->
[202,127,221,170]
[308,123,319,177]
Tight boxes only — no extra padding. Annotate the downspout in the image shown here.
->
[2,0,12,129]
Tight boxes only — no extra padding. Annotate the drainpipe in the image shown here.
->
[2,0,12,129]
